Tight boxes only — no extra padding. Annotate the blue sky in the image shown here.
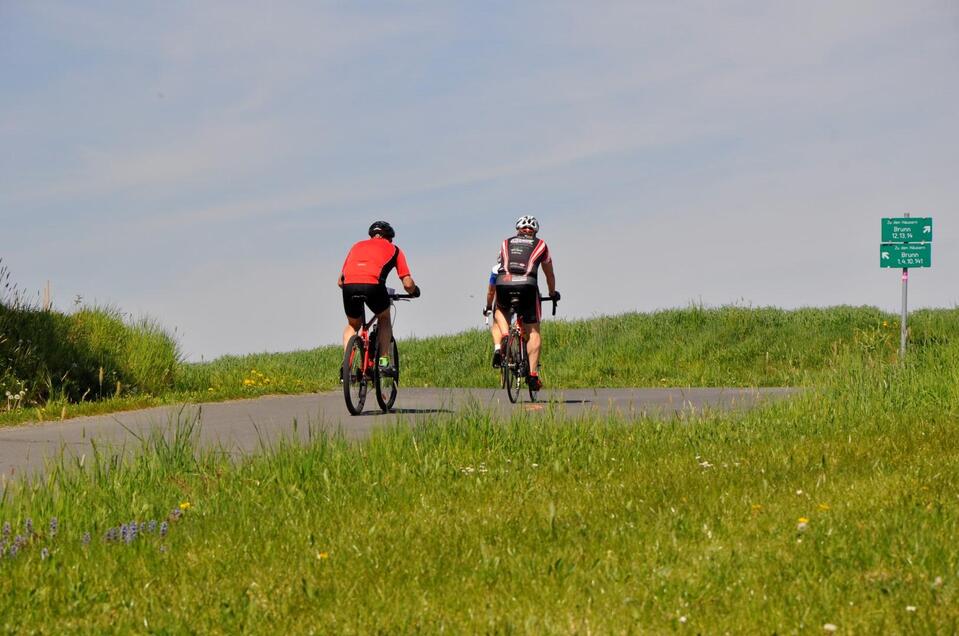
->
[2,2,957,359]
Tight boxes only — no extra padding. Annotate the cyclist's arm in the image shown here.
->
[486,284,495,310]
[394,248,418,295]
[542,260,556,296]
[338,253,348,288]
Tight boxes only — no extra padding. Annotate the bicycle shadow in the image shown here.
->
[358,408,454,417]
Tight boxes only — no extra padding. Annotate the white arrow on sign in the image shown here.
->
[882,252,890,260]
[923,225,931,234]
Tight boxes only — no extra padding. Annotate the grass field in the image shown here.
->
[3,304,956,426]
[0,311,957,631]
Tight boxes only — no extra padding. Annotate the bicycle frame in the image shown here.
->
[351,312,382,379]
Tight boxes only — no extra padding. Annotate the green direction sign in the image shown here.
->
[882,217,933,242]
[880,243,931,268]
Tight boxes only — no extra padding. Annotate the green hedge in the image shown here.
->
[0,304,181,405]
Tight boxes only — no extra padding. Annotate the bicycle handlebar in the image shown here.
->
[385,284,420,301]
[482,294,559,322]
[540,295,559,316]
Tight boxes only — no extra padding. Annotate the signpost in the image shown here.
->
[879,243,932,268]
[881,217,933,243]
[880,214,933,358]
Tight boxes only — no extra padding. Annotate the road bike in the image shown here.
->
[342,290,416,415]
[490,293,559,403]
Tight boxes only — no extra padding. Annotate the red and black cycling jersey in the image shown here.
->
[341,237,411,285]
[496,235,551,281]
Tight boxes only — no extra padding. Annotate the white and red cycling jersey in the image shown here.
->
[495,235,551,284]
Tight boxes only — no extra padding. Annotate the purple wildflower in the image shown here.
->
[40,547,49,561]
[120,524,129,543]
[24,518,33,535]
[13,535,24,547]
[82,532,91,546]
[9,544,18,558]
[2,522,9,538]
[49,517,58,537]
[159,521,168,537]
[104,527,117,542]
[170,508,182,522]
[147,520,157,533]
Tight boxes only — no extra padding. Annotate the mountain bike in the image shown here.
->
[493,294,558,403]
[342,290,416,415]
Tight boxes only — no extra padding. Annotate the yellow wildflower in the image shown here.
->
[798,517,809,524]
[818,503,831,511]
[179,502,191,511]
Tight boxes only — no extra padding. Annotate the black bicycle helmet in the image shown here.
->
[368,221,395,239]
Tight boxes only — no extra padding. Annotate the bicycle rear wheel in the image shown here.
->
[375,337,399,412]
[342,335,367,415]
[505,331,522,403]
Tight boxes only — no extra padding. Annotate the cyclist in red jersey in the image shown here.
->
[486,215,559,391]
[338,221,419,376]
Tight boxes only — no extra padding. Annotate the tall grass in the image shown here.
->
[0,262,181,410]
[181,305,958,393]
[0,327,956,631]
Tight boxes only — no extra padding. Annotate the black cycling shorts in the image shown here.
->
[495,282,541,325]
[342,283,390,319]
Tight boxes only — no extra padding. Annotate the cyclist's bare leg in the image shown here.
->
[527,324,542,374]
[376,308,392,363]
[492,308,509,346]
[343,317,362,350]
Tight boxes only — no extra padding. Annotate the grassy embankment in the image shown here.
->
[2,297,953,425]
[0,309,957,631]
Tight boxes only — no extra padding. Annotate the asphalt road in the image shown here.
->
[0,387,796,482]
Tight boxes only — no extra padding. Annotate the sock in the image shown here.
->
[493,344,501,351]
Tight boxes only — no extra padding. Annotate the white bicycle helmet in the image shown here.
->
[515,215,539,233]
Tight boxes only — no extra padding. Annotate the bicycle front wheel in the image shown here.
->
[342,335,367,415]
[375,337,399,412]
[505,331,522,403]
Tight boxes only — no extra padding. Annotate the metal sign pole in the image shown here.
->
[899,212,909,359]
[900,268,908,359]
